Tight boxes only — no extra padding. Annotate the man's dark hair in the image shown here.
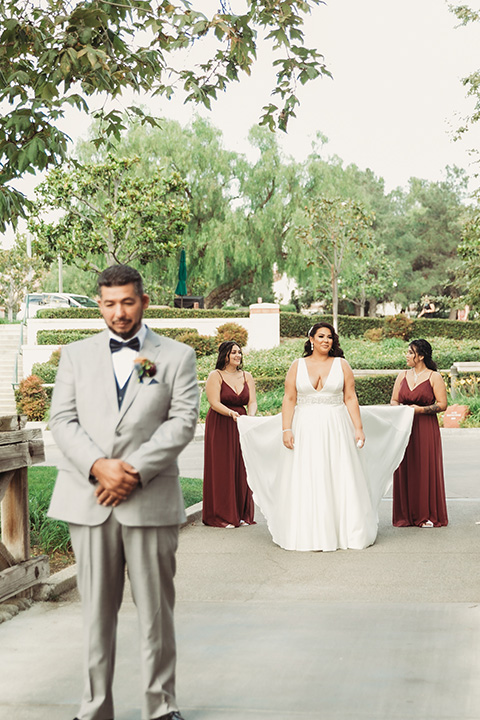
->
[97,265,144,297]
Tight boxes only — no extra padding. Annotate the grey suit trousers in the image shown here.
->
[70,516,179,720]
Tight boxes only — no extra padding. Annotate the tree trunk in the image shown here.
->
[204,271,254,308]
[368,297,378,317]
[331,265,338,332]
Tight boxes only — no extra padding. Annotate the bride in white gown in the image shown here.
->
[237,323,414,552]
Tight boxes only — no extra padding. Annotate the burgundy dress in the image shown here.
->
[393,374,448,527]
[202,375,255,527]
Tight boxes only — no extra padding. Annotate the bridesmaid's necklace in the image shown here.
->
[412,366,427,384]
[223,368,237,374]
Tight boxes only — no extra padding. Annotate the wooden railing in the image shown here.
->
[0,415,49,602]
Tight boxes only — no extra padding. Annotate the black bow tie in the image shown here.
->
[109,337,140,353]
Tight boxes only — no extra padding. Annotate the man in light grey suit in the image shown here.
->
[48,264,198,720]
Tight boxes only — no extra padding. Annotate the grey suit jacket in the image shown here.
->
[48,327,199,527]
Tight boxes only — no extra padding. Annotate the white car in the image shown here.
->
[17,293,98,319]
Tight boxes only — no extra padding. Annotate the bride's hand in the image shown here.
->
[355,429,365,449]
[283,429,294,450]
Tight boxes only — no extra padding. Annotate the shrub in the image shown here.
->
[31,360,58,384]
[49,348,61,366]
[384,314,414,340]
[176,331,217,357]
[160,327,199,340]
[452,374,480,397]
[363,327,384,342]
[15,375,48,421]
[215,322,248,348]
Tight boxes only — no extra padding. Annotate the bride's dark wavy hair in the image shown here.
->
[409,338,437,371]
[303,322,345,358]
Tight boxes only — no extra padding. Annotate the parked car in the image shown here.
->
[17,293,98,320]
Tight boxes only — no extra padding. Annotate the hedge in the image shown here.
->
[36,327,200,345]
[355,375,397,405]
[254,376,285,392]
[279,312,480,340]
[37,329,102,344]
[253,374,399,406]
[36,307,249,319]
[33,307,480,340]
[31,361,58,384]
[280,313,384,339]
[412,318,480,340]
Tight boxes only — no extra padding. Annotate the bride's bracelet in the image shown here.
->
[282,428,292,433]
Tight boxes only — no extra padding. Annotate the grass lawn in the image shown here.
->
[25,467,203,568]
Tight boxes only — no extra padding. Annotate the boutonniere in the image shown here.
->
[134,357,157,383]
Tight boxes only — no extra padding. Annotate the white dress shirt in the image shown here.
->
[109,324,147,388]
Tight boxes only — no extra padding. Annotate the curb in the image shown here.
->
[0,598,33,624]
[32,502,204,601]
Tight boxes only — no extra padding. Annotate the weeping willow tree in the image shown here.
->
[76,117,304,306]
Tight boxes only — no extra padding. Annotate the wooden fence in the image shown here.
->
[0,415,49,602]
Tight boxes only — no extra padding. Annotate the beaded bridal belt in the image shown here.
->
[296,395,343,406]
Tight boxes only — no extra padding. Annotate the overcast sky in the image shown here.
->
[184,0,480,192]
[3,0,480,247]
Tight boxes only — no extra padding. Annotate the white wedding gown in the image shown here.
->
[237,357,414,552]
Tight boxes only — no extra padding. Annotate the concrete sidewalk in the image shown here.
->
[0,430,479,720]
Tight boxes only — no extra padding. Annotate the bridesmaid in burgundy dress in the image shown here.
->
[391,338,448,528]
[203,341,257,528]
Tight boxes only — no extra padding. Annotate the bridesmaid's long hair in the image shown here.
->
[215,341,243,370]
[409,338,437,371]
[303,322,345,358]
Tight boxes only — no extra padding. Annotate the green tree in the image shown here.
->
[339,243,396,317]
[450,4,480,140]
[287,141,398,314]
[42,262,99,298]
[457,200,480,309]
[295,197,374,330]
[384,170,468,310]
[0,234,45,320]
[0,0,329,232]
[28,155,190,273]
